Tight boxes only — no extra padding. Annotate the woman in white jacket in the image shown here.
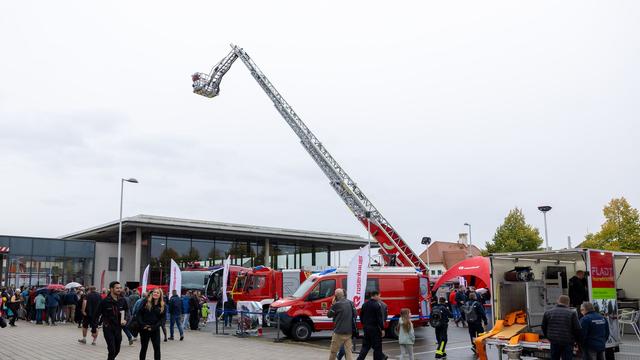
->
[397,308,415,360]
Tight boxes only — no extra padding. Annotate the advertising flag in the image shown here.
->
[222,256,231,303]
[100,269,106,291]
[141,264,150,295]
[588,249,620,345]
[347,245,369,308]
[169,259,182,296]
[589,250,615,299]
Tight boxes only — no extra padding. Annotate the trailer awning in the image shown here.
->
[432,256,491,290]
[489,249,640,263]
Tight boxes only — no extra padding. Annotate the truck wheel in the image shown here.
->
[386,320,398,339]
[291,321,312,341]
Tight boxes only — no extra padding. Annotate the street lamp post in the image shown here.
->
[421,237,432,274]
[117,177,139,282]
[538,206,552,251]
[464,223,472,257]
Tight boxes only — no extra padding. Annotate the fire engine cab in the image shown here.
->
[233,266,308,311]
[181,264,247,300]
[269,267,429,341]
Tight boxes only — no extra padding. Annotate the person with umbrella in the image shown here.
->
[64,287,79,324]
[35,290,46,325]
[45,289,60,326]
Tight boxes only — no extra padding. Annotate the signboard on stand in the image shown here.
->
[588,250,620,345]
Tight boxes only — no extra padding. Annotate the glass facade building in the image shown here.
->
[59,214,368,287]
[0,235,95,288]
[148,233,331,284]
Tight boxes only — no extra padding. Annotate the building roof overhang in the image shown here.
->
[61,214,371,248]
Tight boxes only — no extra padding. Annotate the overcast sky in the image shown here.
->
[1,1,638,253]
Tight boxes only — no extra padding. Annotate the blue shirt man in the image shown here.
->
[580,302,609,360]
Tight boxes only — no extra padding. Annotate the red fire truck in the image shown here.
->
[232,266,308,311]
[181,264,248,300]
[268,267,429,341]
[193,44,430,278]
[193,46,432,340]
[137,264,248,299]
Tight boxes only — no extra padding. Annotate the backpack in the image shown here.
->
[462,301,478,323]
[430,306,444,328]
[349,300,358,338]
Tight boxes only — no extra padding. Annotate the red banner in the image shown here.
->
[100,269,106,291]
[589,250,615,299]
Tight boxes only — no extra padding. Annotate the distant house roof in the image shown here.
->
[61,214,369,248]
[419,241,482,269]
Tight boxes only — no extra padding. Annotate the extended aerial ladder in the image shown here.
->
[192,44,428,274]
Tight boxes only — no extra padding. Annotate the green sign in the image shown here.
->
[592,287,616,300]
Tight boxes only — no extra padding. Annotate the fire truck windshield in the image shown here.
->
[246,275,266,291]
[291,276,317,298]
[182,271,208,291]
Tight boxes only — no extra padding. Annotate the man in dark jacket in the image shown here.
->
[328,288,356,360]
[580,302,609,360]
[432,297,453,358]
[65,289,78,324]
[455,288,468,327]
[188,291,200,330]
[542,295,582,360]
[128,289,140,310]
[95,281,128,360]
[45,291,60,326]
[356,291,385,360]
[461,292,488,351]
[168,290,184,341]
[569,271,588,309]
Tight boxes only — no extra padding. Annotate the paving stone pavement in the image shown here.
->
[0,322,331,360]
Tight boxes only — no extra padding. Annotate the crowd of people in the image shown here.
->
[1,275,611,360]
[0,282,216,360]
[327,288,431,360]
[542,295,610,360]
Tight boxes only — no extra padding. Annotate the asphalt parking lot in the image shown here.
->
[240,322,478,360]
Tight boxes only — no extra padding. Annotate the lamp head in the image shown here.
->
[421,237,431,245]
[538,205,552,212]
[464,222,470,226]
[124,178,139,183]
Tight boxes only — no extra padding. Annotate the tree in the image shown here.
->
[582,197,640,252]
[485,208,544,254]
[159,247,180,266]
[181,248,201,263]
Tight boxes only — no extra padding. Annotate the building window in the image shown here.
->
[108,257,123,272]
[167,236,191,264]
[191,239,215,264]
[272,243,296,269]
[437,270,443,275]
[299,245,313,268]
[314,245,329,268]
[430,270,436,276]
